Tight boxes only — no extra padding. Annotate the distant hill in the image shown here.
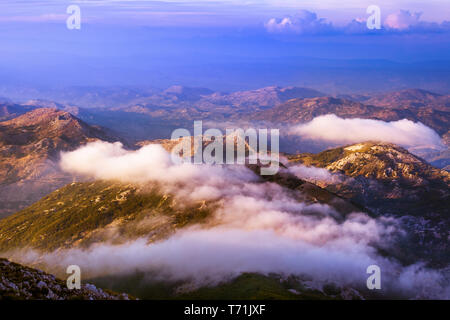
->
[365,89,450,111]
[249,95,450,170]
[249,96,450,136]
[0,103,36,121]
[117,85,325,121]
[201,86,325,111]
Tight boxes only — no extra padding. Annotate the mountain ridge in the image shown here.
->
[0,108,125,217]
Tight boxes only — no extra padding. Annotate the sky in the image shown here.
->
[1,1,449,25]
[0,1,449,93]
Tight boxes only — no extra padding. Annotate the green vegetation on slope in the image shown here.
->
[288,147,348,168]
[0,181,212,251]
[90,272,350,300]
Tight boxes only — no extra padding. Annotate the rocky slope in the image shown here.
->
[0,108,123,217]
[288,142,449,217]
[0,258,132,300]
[288,142,450,267]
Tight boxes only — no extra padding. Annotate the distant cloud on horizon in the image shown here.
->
[265,10,333,35]
[265,9,450,35]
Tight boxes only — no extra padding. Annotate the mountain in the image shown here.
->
[201,86,325,111]
[29,85,324,111]
[161,85,215,102]
[249,96,450,170]
[0,163,362,253]
[0,180,213,252]
[365,89,450,111]
[288,142,450,217]
[0,169,366,299]
[288,142,450,267]
[249,96,450,135]
[0,103,36,121]
[249,97,402,123]
[288,141,450,265]
[29,86,159,109]
[0,138,446,298]
[117,86,325,120]
[0,108,123,217]
[0,258,132,300]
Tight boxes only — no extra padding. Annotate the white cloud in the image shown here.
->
[384,10,422,30]
[15,224,449,298]
[289,114,445,150]
[288,165,342,185]
[5,140,445,298]
[265,10,333,34]
[60,141,258,202]
[265,9,450,35]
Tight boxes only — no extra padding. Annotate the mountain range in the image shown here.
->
[0,86,449,299]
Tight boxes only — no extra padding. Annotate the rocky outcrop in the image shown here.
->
[0,258,132,300]
[288,141,450,217]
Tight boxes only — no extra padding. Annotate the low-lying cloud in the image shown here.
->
[5,140,447,298]
[288,165,343,185]
[16,224,449,299]
[289,114,445,150]
[60,141,258,202]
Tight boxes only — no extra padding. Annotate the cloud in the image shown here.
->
[288,165,343,185]
[265,10,333,34]
[15,224,449,298]
[289,114,445,150]
[265,10,450,35]
[5,140,446,298]
[383,10,450,32]
[0,14,67,23]
[384,10,422,30]
[59,141,259,202]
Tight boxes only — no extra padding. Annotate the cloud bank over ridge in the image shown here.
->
[8,141,436,298]
[289,114,445,150]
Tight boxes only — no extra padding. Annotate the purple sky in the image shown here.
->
[0,1,449,92]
